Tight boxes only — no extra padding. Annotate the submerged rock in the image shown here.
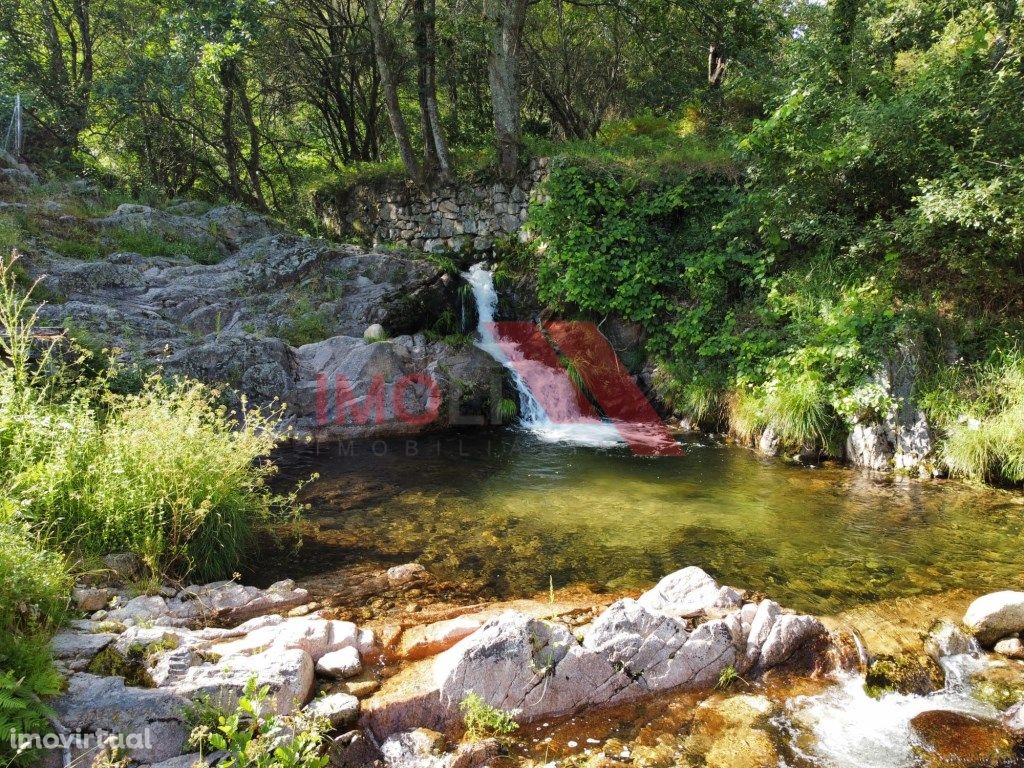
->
[925,620,979,662]
[910,710,1021,767]
[865,652,945,697]
[683,694,779,768]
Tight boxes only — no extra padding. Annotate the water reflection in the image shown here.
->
[272,430,1024,614]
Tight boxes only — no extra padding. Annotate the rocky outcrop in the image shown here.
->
[19,200,503,438]
[315,159,549,255]
[363,566,836,739]
[48,577,382,766]
[845,341,937,475]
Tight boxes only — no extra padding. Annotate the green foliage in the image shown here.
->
[459,692,519,741]
[715,664,744,690]
[0,524,70,766]
[921,352,1024,483]
[497,397,518,423]
[277,298,333,347]
[0,257,299,580]
[187,677,329,768]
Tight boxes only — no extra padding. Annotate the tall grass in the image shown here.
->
[0,255,298,580]
[922,352,1024,483]
[727,372,839,453]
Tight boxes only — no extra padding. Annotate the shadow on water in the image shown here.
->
[266,428,1024,614]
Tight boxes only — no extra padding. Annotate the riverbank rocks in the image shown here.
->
[51,674,190,764]
[363,566,835,739]
[964,592,1024,646]
[44,575,384,767]
[20,195,502,441]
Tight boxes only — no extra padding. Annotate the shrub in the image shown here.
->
[0,523,70,766]
[0,257,299,580]
[762,371,838,452]
[187,677,329,768]
[923,352,1024,483]
[459,692,519,741]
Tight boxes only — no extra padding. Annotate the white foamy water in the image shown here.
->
[462,264,624,448]
[783,655,998,768]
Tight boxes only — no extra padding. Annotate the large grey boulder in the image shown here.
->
[636,566,725,618]
[846,341,935,474]
[413,567,831,738]
[27,197,503,440]
[964,591,1024,646]
[52,673,189,764]
[50,631,117,672]
[846,422,894,471]
[172,647,315,714]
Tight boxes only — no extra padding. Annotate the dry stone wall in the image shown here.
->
[316,158,549,254]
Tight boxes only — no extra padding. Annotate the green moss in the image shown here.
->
[864,653,944,698]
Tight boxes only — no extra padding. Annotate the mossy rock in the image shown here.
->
[865,652,945,698]
[970,661,1024,711]
[910,709,1022,768]
[86,646,154,687]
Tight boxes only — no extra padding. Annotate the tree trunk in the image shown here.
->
[484,0,528,180]
[363,0,422,183]
[420,0,451,179]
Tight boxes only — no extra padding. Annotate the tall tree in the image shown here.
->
[484,0,529,178]
[363,0,422,183]
[413,0,451,180]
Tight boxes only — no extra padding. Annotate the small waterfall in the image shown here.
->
[462,264,623,447]
[783,646,998,768]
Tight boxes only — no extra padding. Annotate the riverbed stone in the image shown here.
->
[209,616,356,662]
[398,616,486,661]
[330,730,383,768]
[318,646,363,679]
[107,595,168,624]
[380,728,448,768]
[909,710,1019,767]
[925,620,978,662]
[964,592,1024,646]
[52,673,189,764]
[305,692,360,727]
[172,647,314,714]
[51,630,117,671]
[684,694,778,768]
[866,652,945,697]
[171,580,311,627]
[387,563,429,587]
[1003,702,1024,734]
[994,637,1024,660]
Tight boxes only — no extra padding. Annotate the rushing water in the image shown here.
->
[274,430,1024,615]
[462,263,625,448]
